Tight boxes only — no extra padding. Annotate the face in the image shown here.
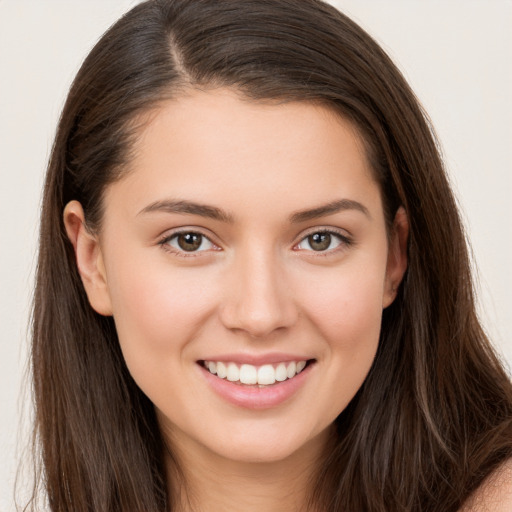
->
[66,88,407,466]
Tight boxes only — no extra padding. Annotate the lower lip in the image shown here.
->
[199,362,314,410]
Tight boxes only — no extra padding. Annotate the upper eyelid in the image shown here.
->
[158,230,221,258]
[158,227,219,244]
[295,226,352,241]
[293,228,353,252]
[158,229,221,256]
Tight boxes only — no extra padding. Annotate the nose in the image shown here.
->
[219,247,298,338]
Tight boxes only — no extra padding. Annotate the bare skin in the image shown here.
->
[164,423,334,512]
[459,459,512,512]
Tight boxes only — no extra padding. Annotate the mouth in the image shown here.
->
[199,359,315,387]
[198,357,316,409]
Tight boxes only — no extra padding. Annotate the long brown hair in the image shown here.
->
[30,1,512,510]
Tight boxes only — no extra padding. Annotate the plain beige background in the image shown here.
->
[1,1,511,510]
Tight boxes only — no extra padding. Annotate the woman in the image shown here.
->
[30,0,512,510]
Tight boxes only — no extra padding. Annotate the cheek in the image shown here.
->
[298,265,385,415]
[104,252,217,368]
[297,261,386,349]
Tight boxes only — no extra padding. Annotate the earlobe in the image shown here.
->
[63,200,113,316]
[383,206,409,308]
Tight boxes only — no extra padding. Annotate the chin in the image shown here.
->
[201,422,331,466]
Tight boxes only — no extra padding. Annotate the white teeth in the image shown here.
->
[226,363,239,382]
[296,360,306,373]
[257,364,276,385]
[204,360,309,385]
[286,361,297,378]
[216,362,227,379]
[275,363,288,382]
[240,364,257,384]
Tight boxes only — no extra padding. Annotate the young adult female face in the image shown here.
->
[64,88,408,470]
[31,1,512,510]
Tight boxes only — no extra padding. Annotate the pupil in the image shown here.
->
[309,233,331,251]
[178,233,202,251]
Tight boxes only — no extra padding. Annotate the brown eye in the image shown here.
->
[177,233,203,251]
[296,231,347,253]
[165,232,215,253]
[307,233,332,251]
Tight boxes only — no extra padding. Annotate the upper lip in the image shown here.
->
[198,353,314,366]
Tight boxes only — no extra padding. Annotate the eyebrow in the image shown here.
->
[138,199,234,223]
[138,197,370,223]
[289,199,370,223]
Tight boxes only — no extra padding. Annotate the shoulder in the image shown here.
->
[459,459,512,512]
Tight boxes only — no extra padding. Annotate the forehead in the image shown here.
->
[130,88,370,162]
[104,88,382,222]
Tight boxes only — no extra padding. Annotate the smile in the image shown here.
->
[199,357,316,409]
[203,360,308,386]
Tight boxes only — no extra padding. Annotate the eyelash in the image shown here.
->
[158,230,220,257]
[158,228,353,257]
[293,228,353,255]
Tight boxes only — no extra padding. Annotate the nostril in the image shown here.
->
[217,265,298,337]
[219,305,298,338]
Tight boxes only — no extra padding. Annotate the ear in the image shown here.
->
[382,206,409,308]
[63,200,113,316]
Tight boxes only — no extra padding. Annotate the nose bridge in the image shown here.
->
[220,242,297,337]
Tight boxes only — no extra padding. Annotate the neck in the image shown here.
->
[164,427,332,512]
